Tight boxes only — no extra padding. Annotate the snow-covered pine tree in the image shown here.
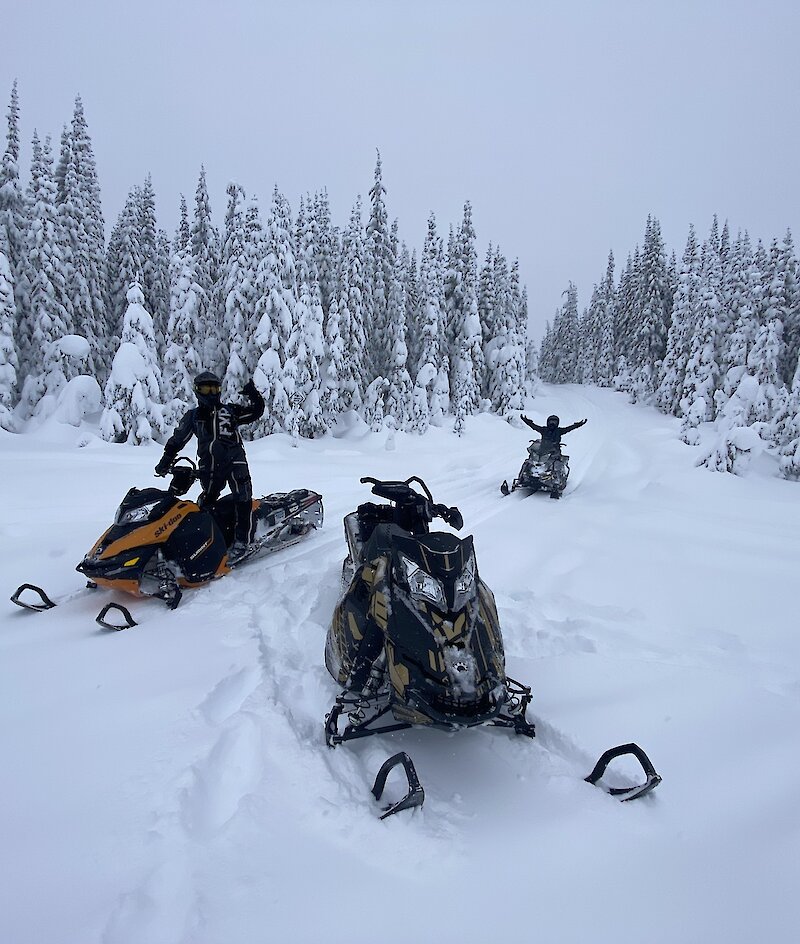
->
[20,132,78,420]
[220,185,259,400]
[163,196,203,427]
[100,283,166,444]
[366,151,393,381]
[679,237,723,436]
[285,196,326,437]
[445,202,485,417]
[484,248,525,416]
[321,292,346,425]
[630,215,671,401]
[56,97,108,379]
[0,81,30,361]
[656,225,701,416]
[312,189,337,324]
[384,269,413,429]
[779,354,800,478]
[190,167,222,372]
[416,213,448,416]
[106,187,144,346]
[251,186,297,435]
[0,247,18,429]
[555,283,579,383]
[595,251,616,386]
[745,318,789,445]
[336,197,368,412]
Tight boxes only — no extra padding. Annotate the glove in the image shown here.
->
[243,379,258,397]
[155,456,172,476]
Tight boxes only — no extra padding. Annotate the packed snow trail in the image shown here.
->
[1,385,799,944]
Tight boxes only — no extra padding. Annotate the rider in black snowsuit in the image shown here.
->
[520,413,587,456]
[155,372,265,560]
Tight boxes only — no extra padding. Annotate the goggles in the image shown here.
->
[195,383,221,395]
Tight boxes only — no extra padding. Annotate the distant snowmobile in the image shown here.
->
[501,439,570,499]
[324,475,661,818]
[11,458,323,626]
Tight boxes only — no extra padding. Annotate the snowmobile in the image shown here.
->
[501,439,569,498]
[11,458,323,626]
[324,476,661,818]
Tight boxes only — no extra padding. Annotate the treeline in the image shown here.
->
[0,82,535,442]
[539,215,800,477]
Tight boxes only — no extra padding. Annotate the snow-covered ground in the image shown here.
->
[2,385,799,944]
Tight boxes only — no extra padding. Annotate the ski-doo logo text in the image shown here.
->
[154,512,183,539]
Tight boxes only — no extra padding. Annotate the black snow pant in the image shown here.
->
[200,448,254,545]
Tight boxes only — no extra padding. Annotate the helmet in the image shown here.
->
[547,414,559,427]
[194,371,222,409]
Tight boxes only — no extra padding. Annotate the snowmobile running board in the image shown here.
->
[585,742,662,801]
[371,752,425,819]
[10,583,57,611]
[96,602,138,631]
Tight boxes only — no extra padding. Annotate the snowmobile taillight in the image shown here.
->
[399,554,446,609]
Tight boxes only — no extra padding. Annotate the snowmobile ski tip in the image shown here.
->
[371,752,425,819]
[10,584,57,611]
[585,742,662,801]
[96,602,138,631]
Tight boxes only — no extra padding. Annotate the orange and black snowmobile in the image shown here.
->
[11,458,323,625]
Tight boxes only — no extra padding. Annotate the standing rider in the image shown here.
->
[155,371,265,563]
[520,413,587,457]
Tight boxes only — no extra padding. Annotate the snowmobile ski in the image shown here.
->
[96,602,138,631]
[10,583,58,611]
[371,752,425,819]
[585,742,662,801]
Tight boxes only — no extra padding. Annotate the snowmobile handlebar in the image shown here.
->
[359,476,462,530]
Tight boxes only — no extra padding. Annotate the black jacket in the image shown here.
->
[522,417,585,451]
[161,387,265,472]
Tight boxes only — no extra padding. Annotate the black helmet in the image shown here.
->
[547,414,559,427]
[194,371,221,409]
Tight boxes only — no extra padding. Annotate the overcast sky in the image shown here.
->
[4,0,799,339]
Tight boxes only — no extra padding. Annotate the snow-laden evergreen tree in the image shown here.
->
[484,248,525,416]
[363,376,389,431]
[100,283,166,444]
[0,247,18,429]
[312,189,337,323]
[56,96,108,379]
[0,81,29,358]
[656,225,701,415]
[220,184,259,399]
[745,318,789,444]
[556,283,580,383]
[321,292,346,425]
[366,151,392,380]
[445,202,484,416]
[107,187,144,344]
[20,133,79,420]
[252,186,297,434]
[779,355,800,478]
[399,244,421,377]
[285,196,326,437]
[190,167,222,372]
[595,251,616,386]
[679,238,723,436]
[768,229,800,384]
[630,216,671,401]
[336,197,368,412]
[384,270,413,428]
[416,213,448,412]
[163,196,203,427]
[714,234,760,416]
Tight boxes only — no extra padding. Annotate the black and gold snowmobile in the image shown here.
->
[325,476,661,818]
[501,439,570,498]
[11,458,323,626]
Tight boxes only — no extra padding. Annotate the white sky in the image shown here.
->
[4,0,799,338]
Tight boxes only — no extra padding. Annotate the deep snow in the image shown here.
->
[1,385,799,944]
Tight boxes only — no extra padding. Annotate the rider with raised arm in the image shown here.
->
[520,413,587,457]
